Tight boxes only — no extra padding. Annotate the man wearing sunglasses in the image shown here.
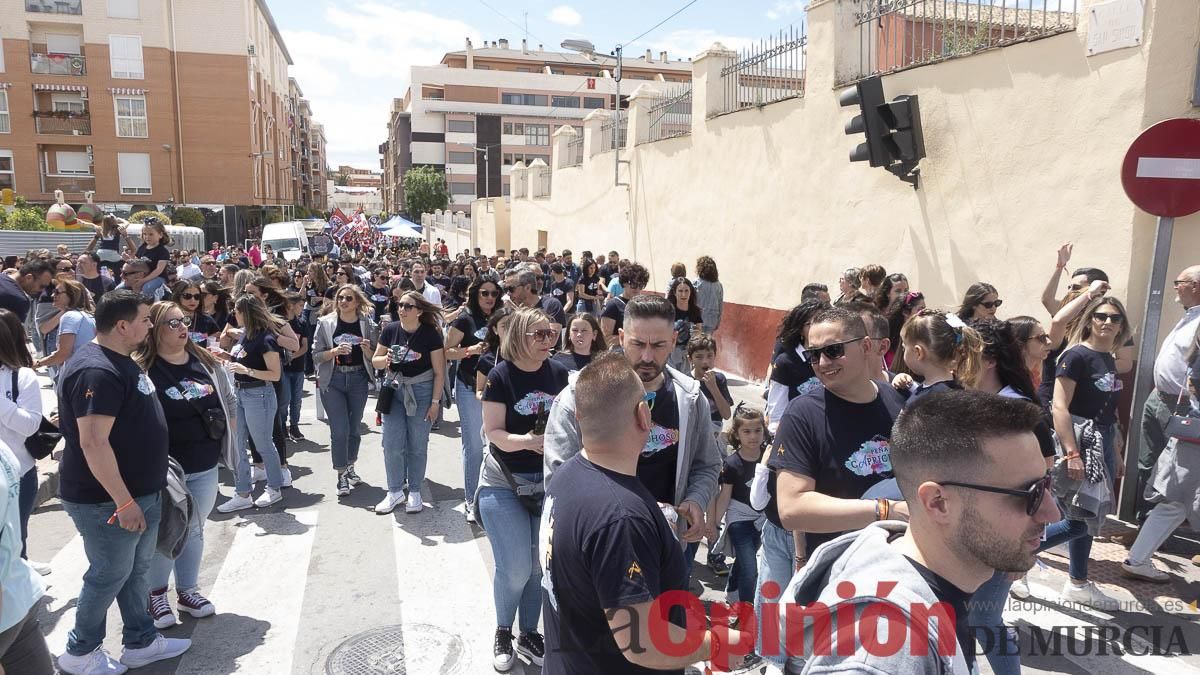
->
[503,268,565,329]
[782,391,1058,673]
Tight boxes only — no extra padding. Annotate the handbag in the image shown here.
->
[10,370,61,460]
[154,363,227,442]
[375,334,415,414]
[1165,370,1200,444]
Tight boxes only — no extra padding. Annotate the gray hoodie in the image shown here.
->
[543,364,721,533]
[780,521,972,675]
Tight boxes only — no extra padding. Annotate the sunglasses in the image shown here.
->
[979,300,1003,309]
[1173,279,1194,287]
[179,293,201,301]
[337,296,356,302]
[1025,333,1053,345]
[940,472,1052,517]
[58,266,74,272]
[1066,283,1085,292]
[526,328,557,342]
[161,318,188,330]
[1092,311,1124,324]
[397,302,418,312]
[807,336,866,362]
[502,285,519,293]
[479,290,500,298]
[120,271,143,278]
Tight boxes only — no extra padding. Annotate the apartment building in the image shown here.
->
[0,0,325,243]
[380,37,692,216]
[288,79,328,214]
[334,164,380,189]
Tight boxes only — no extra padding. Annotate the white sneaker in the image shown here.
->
[57,647,128,675]
[254,487,283,508]
[1009,575,1031,600]
[251,466,266,483]
[465,503,477,524]
[280,466,293,488]
[1059,580,1120,610]
[216,494,254,513]
[375,491,405,514]
[1122,559,1171,583]
[29,560,52,575]
[405,491,423,514]
[119,634,191,668]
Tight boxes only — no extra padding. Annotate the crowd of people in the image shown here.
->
[0,223,1195,675]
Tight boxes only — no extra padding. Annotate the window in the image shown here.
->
[117,152,151,194]
[109,35,144,79]
[502,182,510,196]
[51,93,85,113]
[0,150,12,190]
[114,95,148,137]
[447,119,474,133]
[501,93,547,106]
[46,34,82,54]
[517,67,531,73]
[448,182,475,195]
[447,151,474,164]
[503,153,513,165]
[55,151,91,175]
[503,122,526,135]
[475,65,490,70]
[551,95,579,108]
[525,124,549,146]
[107,0,138,18]
[0,92,9,134]
[583,97,605,109]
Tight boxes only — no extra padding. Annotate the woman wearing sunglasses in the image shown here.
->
[957,282,1003,321]
[32,280,95,378]
[444,278,501,523]
[478,308,567,671]
[371,292,445,515]
[135,301,236,629]
[169,281,220,349]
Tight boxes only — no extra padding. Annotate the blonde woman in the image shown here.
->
[33,280,96,373]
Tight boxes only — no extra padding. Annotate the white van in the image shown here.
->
[260,221,311,262]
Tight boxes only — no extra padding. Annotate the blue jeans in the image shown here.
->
[967,569,1020,675]
[278,370,305,428]
[478,477,542,633]
[456,380,484,503]
[381,380,434,494]
[17,468,36,559]
[149,467,219,592]
[1040,423,1117,581]
[63,492,162,655]
[322,369,369,471]
[725,520,762,604]
[234,385,283,493]
[756,520,795,666]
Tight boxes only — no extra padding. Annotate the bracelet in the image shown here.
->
[106,499,136,525]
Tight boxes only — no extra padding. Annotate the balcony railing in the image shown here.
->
[34,111,91,135]
[41,173,95,194]
[31,52,86,76]
[26,0,82,15]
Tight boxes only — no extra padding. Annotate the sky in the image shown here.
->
[269,0,810,170]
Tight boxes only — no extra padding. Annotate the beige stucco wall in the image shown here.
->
[487,0,1199,359]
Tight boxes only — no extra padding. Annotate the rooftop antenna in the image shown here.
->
[524,12,528,44]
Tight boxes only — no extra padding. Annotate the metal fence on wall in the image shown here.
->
[564,135,584,167]
[600,116,628,152]
[646,85,693,143]
[719,25,807,115]
[847,0,1079,84]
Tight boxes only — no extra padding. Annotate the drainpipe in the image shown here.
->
[169,0,187,202]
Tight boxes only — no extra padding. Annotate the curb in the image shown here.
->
[33,453,59,509]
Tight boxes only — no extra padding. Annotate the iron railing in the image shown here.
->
[33,111,91,135]
[646,85,693,143]
[599,116,628,152]
[26,0,81,14]
[846,0,1079,84]
[719,25,807,115]
[535,167,552,198]
[563,136,584,168]
[31,52,86,76]
[41,174,95,194]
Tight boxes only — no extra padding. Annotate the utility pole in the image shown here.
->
[614,44,623,186]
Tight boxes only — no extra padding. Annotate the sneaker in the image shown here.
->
[251,465,266,483]
[465,503,477,524]
[1122,559,1171,583]
[493,627,515,672]
[516,631,545,666]
[375,491,405,514]
[345,465,363,486]
[336,473,351,496]
[254,487,283,508]
[1009,575,1031,600]
[177,589,216,618]
[29,560,51,575]
[57,647,128,675]
[708,553,730,577]
[288,425,304,440]
[280,466,293,488]
[147,587,178,629]
[406,491,424,514]
[216,494,254,513]
[119,634,191,668]
[1059,580,1120,610]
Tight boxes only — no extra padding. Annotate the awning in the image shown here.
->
[108,87,147,96]
[33,83,87,92]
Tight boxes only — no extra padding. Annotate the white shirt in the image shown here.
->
[1154,305,1200,396]
[416,283,442,307]
[0,366,42,475]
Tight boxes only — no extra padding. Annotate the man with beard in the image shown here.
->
[545,294,721,579]
[780,391,1058,673]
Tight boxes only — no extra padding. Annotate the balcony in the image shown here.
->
[26,0,82,15]
[31,52,86,76]
[34,110,91,135]
[41,173,95,194]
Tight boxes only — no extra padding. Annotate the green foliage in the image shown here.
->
[263,210,283,225]
[0,206,51,231]
[403,166,449,220]
[170,207,204,228]
[130,210,172,225]
[334,173,350,186]
[292,204,312,219]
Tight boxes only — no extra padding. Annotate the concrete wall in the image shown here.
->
[481,0,1200,380]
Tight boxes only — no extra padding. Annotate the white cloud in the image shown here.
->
[766,1,806,21]
[547,6,582,27]
[283,1,478,168]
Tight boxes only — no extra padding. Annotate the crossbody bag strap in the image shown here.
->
[10,368,17,406]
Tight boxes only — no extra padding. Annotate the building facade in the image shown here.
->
[379,37,692,216]
[334,164,380,189]
[0,0,326,243]
[287,78,328,215]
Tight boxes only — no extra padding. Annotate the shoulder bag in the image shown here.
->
[1166,369,1200,444]
[154,362,227,442]
[10,370,61,460]
[375,331,415,414]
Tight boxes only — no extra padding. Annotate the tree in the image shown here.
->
[403,166,449,219]
[171,206,204,228]
[0,206,50,231]
[334,173,350,186]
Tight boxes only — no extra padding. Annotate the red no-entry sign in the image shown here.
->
[1121,117,1200,218]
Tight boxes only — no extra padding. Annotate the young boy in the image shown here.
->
[688,333,733,441]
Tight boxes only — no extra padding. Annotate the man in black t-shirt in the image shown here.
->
[547,263,574,312]
[0,259,53,322]
[543,354,748,673]
[504,267,565,329]
[78,252,116,303]
[770,306,908,555]
[55,291,192,672]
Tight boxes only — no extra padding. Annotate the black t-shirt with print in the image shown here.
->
[283,317,307,372]
[769,383,905,551]
[905,379,963,407]
[81,275,116,302]
[906,556,976,674]
[231,330,280,383]
[367,284,391,320]
[543,454,686,675]
[451,309,490,387]
[136,243,170,270]
[430,274,452,296]
[1056,345,1122,426]
[700,371,733,424]
[552,351,592,372]
[483,359,569,473]
[549,278,573,306]
[578,275,603,304]
[537,295,566,326]
[771,349,821,400]
[187,313,220,349]
[378,321,443,377]
[601,296,628,334]
[148,356,223,473]
[598,263,617,284]
[333,319,365,367]
[639,375,681,504]
[57,342,169,503]
[673,307,694,347]
[720,451,758,507]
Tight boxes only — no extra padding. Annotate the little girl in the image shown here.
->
[893,309,983,404]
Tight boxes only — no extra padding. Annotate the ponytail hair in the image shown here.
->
[901,309,984,389]
[969,318,1040,404]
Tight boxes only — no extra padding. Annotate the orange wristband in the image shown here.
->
[106,499,136,525]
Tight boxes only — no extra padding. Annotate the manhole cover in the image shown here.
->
[325,624,466,674]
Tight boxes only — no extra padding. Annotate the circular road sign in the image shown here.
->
[1121,117,1200,218]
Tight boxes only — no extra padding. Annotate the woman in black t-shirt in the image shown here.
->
[479,308,568,667]
[170,281,219,349]
[574,259,603,316]
[666,277,704,372]
[370,291,445,515]
[136,301,232,627]
[134,218,172,299]
[199,281,232,331]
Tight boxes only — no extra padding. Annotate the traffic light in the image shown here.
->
[880,95,925,163]
[839,76,888,167]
